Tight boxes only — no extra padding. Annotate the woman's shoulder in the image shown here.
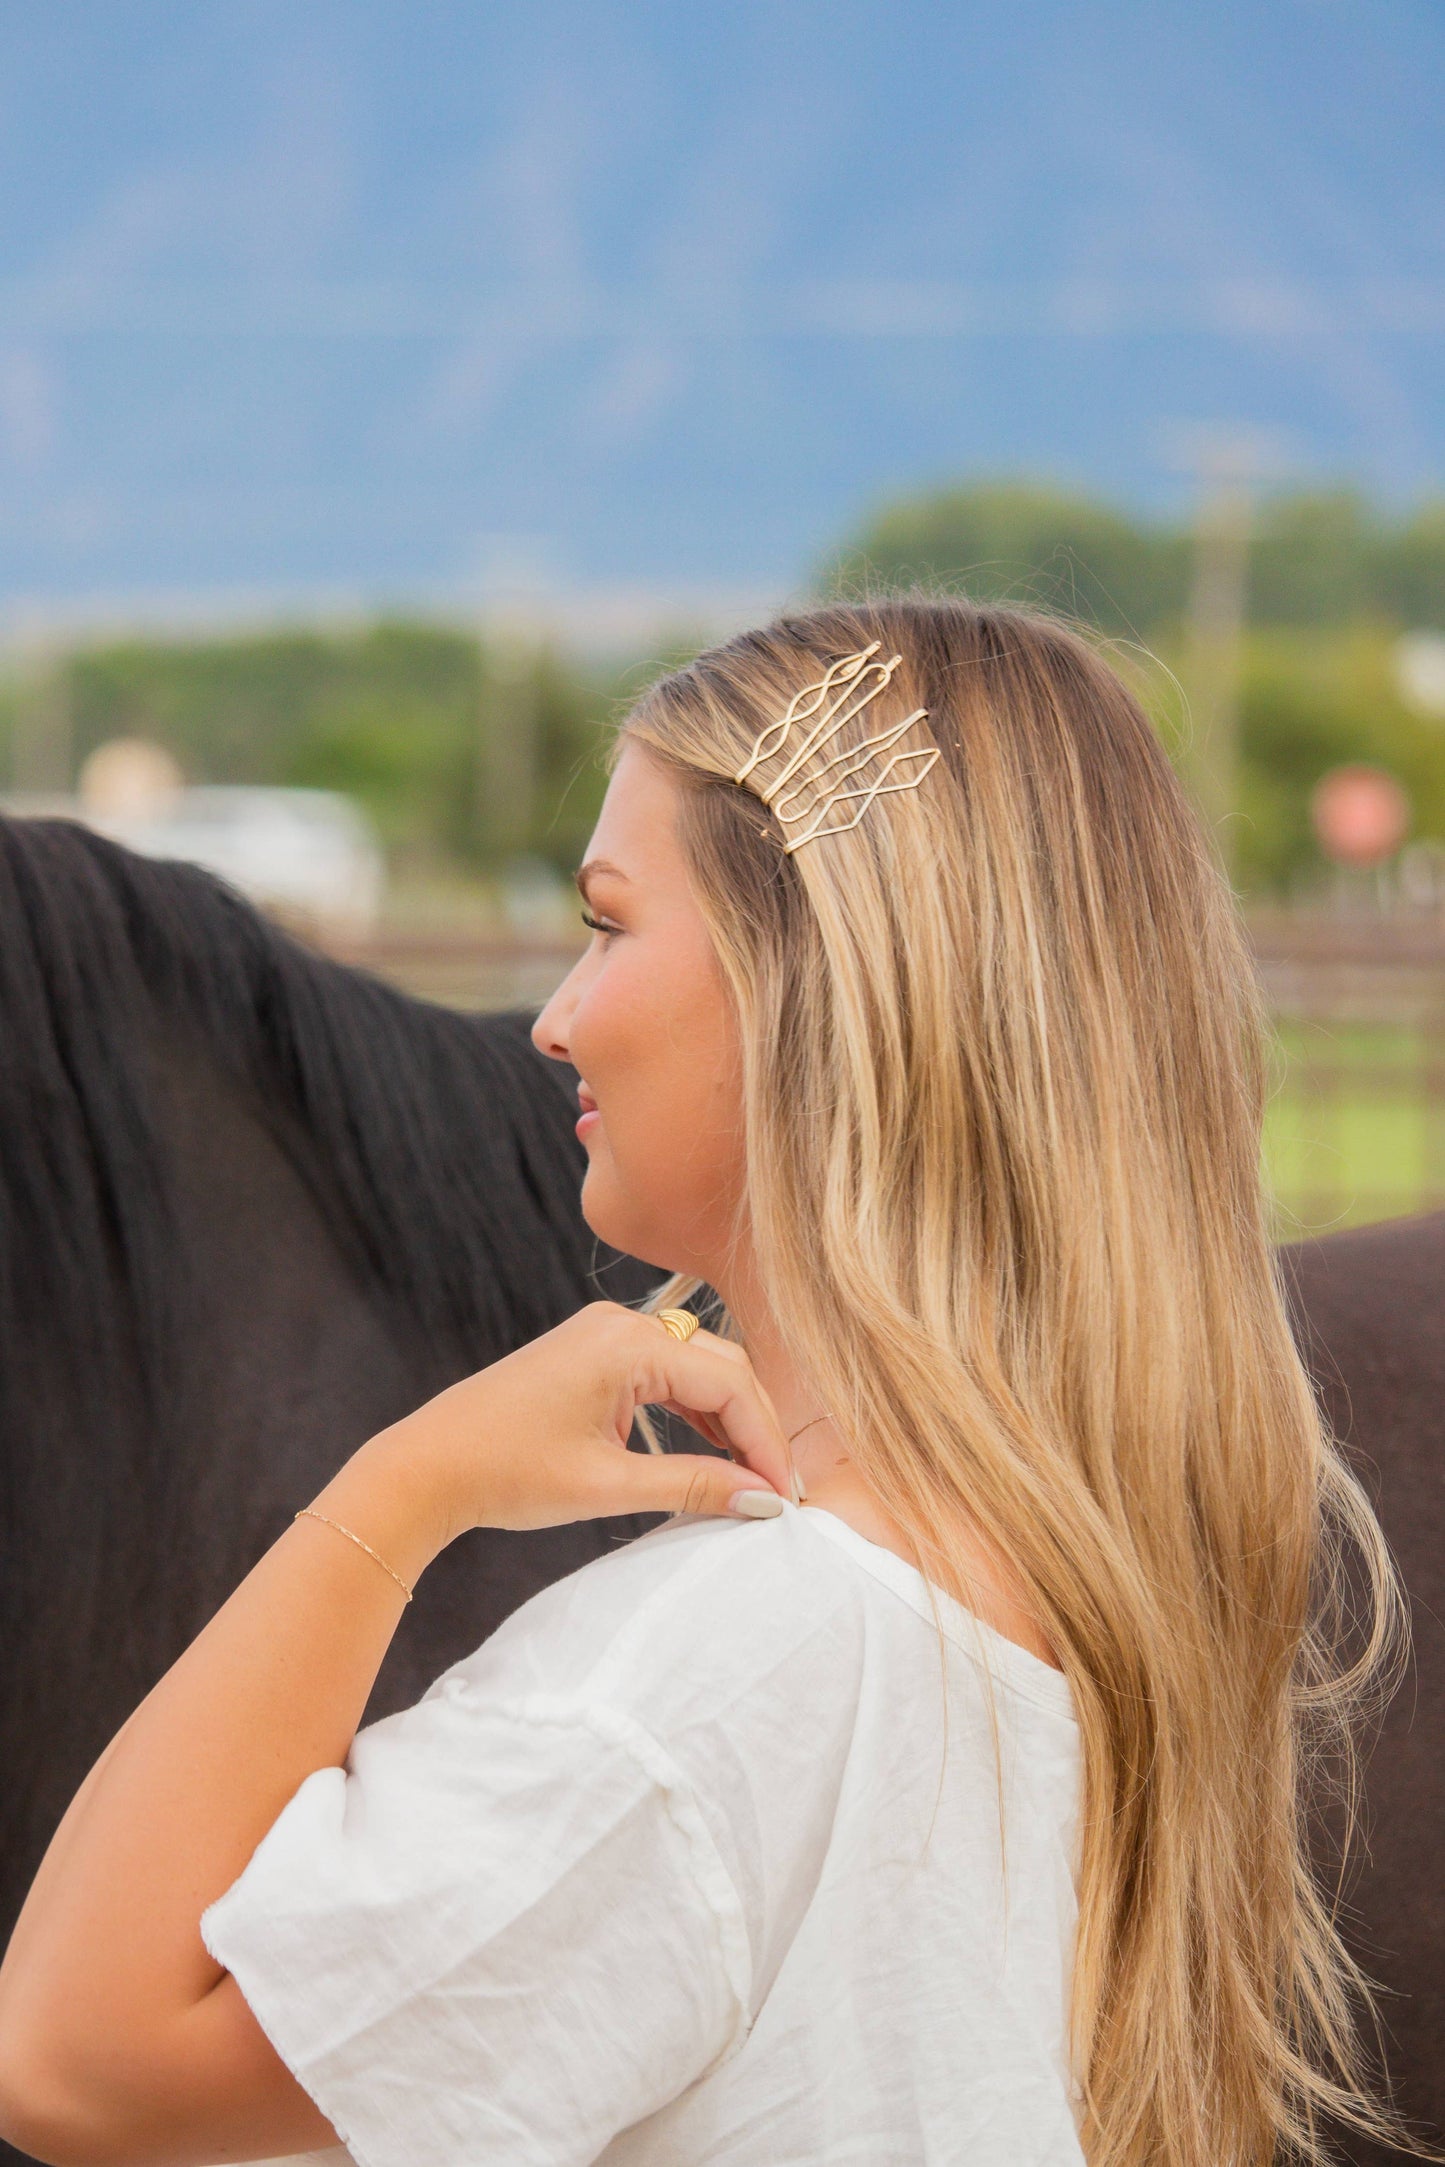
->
[438,1501,871,1724]
[431,1501,1078,1744]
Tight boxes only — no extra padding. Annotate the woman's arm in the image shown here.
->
[0,1429,446,2165]
[0,1304,789,2167]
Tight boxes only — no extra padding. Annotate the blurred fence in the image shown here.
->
[1252,910,1445,1237]
[339,910,1445,1242]
[336,924,585,1016]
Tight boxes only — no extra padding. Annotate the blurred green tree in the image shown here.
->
[825,479,1445,633]
[1232,630,1445,892]
[1375,502,1445,628]
[1247,491,1375,625]
[822,481,1191,634]
[5,483,1445,904]
[44,620,623,874]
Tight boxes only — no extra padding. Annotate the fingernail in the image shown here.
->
[730,1489,784,1519]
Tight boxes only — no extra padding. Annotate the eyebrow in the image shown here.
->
[574,858,631,899]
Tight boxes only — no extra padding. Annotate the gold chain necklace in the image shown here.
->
[786,1413,832,1445]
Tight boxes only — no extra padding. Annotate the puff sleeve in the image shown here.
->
[199,1679,754,2167]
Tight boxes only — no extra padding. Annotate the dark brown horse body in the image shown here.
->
[0,814,1439,2162]
[1282,1221,1445,2159]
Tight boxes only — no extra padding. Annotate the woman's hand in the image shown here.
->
[381,1300,792,1543]
[0,1302,791,2167]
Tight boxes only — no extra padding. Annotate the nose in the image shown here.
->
[530,996,567,1063]
[531,965,580,1064]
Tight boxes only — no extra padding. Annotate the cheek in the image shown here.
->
[574,949,744,1216]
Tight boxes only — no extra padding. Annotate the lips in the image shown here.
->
[577,1081,599,1115]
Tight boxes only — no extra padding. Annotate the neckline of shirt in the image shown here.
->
[790,1502,1077,1722]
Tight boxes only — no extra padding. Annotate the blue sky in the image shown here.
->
[0,0,1441,609]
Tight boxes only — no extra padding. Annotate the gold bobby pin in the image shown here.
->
[733,641,941,852]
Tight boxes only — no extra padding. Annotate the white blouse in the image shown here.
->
[202,1500,1085,2166]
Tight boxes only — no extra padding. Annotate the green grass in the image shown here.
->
[1262,1019,1445,1239]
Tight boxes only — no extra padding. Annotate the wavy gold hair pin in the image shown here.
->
[732,640,940,852]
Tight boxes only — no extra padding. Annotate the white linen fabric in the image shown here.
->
[201,1500,1084,2166]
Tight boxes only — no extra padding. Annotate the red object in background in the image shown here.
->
[1310,764,1411,866]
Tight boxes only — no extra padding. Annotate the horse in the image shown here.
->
[1281,1219,1445,2162]
[0,813,1439,2163]
[0,815,666,2017]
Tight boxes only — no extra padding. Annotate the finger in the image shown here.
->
[642,1330,794,1500]
[603,1445,784,1522]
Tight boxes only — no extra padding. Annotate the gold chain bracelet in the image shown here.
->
[294,1508,415,1603]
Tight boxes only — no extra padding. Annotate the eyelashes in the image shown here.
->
[580,909,617,937]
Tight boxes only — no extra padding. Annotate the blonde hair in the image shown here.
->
[618,598,1411,2167]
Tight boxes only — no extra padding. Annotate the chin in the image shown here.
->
[579,1164,642,1263]
[580,1167,689,1280]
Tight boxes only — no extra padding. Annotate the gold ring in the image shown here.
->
[657,1308,701,1343]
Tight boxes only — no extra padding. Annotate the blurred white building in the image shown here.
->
[2,737,386,940]
[1394,631,1445,719]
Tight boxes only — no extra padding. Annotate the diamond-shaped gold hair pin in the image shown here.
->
[733,640,940,852]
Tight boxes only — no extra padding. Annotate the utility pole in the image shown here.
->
[1185,442,1255,887]
[477,613,541,868]
[8,622,74,795]
[1164,428,1280,888]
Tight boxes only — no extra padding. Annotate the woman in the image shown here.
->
[0,600,1408,2166]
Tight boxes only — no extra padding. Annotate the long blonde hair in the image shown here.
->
[618,598,1410,2166]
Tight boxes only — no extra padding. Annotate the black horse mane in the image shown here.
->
[0,816,612,1383]
[0,814,615,1352]
[0,814,662,1955]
